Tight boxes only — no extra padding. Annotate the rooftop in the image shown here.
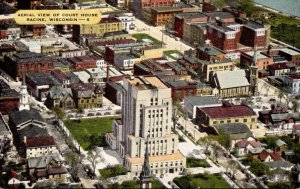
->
[175,12,207,19]
[26,136,55,148]
[268,62,290,70]
[214,123,252,135]
[208,23,235,33]
[99,17,121,23]
[198,46,225,56]
[184,96,221,106]
[26,72,59,86]
[280,48,300,56]
[166,80,196,88]
[204,11,234,19]
[0,79,19,99]
[9,109,45,127]
[128,76,168,90]
[200,104,256,119]
[245,51,269,59]
[215,70,249,89]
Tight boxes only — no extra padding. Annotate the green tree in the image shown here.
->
[51,107,65,120]
[212,0,226,10]
[87,151,98,178]
[249,159,270,177]
[211,143,222,162]
[65,151,81,178]
[216,131,231,152]
[239,0,255,17]
[264,136,278,150]
[198,136,214,154]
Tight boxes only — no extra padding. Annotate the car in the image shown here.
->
[67,114,74,118]
[96,112,102,116]
[87,113,94,116]
[269,98,276,102]
[104,112,111,115]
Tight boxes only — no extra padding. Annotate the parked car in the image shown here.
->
[96,112,102,116]
[87,113,94,116]
[104,112,111,115]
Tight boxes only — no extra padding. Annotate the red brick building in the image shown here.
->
[0,80,19,114]
[174,12,208,38]
[207,23,238,51]
[3,52,54,80]
[67,55,97,71]
[133,0,176,16]
[166,80,197,101]
[0,26,7,40]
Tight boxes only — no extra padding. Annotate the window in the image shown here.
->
[213,121,218,124]
[235,119,239,122]
[243,119,247,122]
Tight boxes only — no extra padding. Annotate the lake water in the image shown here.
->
[254,0,300,17]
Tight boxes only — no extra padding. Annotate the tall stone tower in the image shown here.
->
[112,76,185,176]
[140,137,152,189]
[249,47,258,96]
[18,75,30,111]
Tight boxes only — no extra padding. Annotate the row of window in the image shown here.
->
[213,118,256,124]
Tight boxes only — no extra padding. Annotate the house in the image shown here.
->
[26,136,58,158]
[275,139,288,155]
[213,123,252,147]
[258,150,282,162]
[45,86,74,110]
[248,147,265,160]
[70,83,103,109]
[212,70,250,98]
[27,153,69,185]
[183,96,222,119]
[196,103,257,129]
[235,137,262,157]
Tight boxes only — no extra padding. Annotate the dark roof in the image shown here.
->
[268,63,290,70]
[11,52,53,64]
[18,125,48,139]
[265,160,294,169]
[166,80,196,88]
[204,11,234,19]
[99,17,121,23]
[9,109,45,127]
[175,12,207,19]
[0,79,19,99]
[214,123,252,135]
[0,3,17,14]
[200,105,256,119]
[26,136,55,148]
[286,74,300,79]
[26,72,59,86]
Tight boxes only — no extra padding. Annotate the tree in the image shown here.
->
[198,136,213,154]
[212,0,226,10]
[249,160,270,177]
[51,107,65,120]
[211,143,222,162]
[239,0,255,17]
[291,99,299,112]
[77,106,84,113]
[216,131,231,152]
[277,89,285,103]
[87,151,98,178]
[65,151,81,179]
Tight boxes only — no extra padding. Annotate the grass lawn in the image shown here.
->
[186,157,210,168]
[132,33,162,46]
[174,173,231,189]
[107,179,164,189]
[64,117,119,150]
[163,50,183,60]
[99,165,127,180]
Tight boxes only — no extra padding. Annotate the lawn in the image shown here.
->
[99,165,127,180]
[186,157,210,168]
[132,33,162,46]
[173,173,231,189]
[163,50,183,60]
[64,117,119,150]
[107,179,164,189]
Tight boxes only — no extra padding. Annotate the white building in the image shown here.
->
[106,76,186,176]
[114,53,141,70]
[114,13,135,31]
[183,96,222,119]
[26,136,58,158]
[17,39,41,53]
[284,74,300,95]
[18,77,30,111]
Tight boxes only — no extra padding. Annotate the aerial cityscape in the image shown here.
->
[0,0,300,188]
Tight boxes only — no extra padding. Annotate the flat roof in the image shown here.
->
[128,76,168,90]
[280,48,300,56]
[246,51,269,59]
[184,96,221,106]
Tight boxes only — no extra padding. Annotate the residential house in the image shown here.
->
[213,123,252,147]
[26,136,58,158]
[235,137,263,157]
[258,150,282,162]
[45,86,74,109]
[27,153,69,185]
[196,103,257,129]
[275,139,288,155]
[70,83,103,109]
[212,70,250,98]
[183,96,221,119]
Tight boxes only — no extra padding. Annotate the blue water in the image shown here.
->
[254,0,300,17]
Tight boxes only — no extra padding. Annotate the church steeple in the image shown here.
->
[18,75,30,111]
[249,46,258,96]
[140,137,152,189]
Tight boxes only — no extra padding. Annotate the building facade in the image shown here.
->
[106,76,186,176]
